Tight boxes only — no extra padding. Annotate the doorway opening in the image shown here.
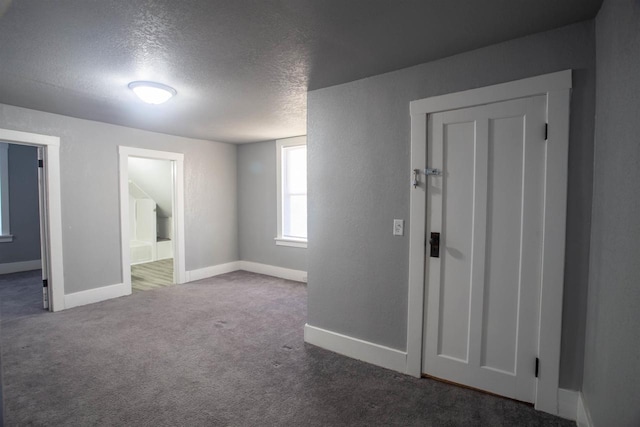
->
[0,128,64,312]
[0,142,46,315]
[119,147,185,294]
[128,157,174,292]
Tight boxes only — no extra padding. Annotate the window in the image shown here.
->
[0,142,12,242]
[276,136,307,248]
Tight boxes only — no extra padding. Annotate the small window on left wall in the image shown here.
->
[0,142,12,242]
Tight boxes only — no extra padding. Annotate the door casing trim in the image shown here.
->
[406,70,572,416]
[0,128,64,311]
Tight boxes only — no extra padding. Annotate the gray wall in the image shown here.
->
[0,144,41,264]
[582,1,640,425]
[0,103,238,294]
[307,21,595,390]
[237,140,307,271]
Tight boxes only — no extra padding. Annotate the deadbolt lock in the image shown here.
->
[430,232,440,258]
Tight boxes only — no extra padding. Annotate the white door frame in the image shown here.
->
[406,70,572,415]
[118,146,186,292]
[0,128,65,311]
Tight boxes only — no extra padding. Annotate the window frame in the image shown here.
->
[275,136,307,248]
[0,142,12,242]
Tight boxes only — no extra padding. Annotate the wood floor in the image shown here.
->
[131,259,174,292]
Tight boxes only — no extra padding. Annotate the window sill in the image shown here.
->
[274,237,307,248]
[0,234,14,243]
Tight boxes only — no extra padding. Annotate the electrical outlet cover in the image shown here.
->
[393,219,404,236]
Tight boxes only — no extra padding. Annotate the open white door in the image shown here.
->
[422,95,546,403]
[0,128,64,311]
[36,146,51,310]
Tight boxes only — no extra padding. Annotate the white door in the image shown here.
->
[422,95,546,403]
[36,146,51,310]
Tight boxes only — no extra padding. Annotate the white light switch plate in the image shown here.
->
[393,219,404,236]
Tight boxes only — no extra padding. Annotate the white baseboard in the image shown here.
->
[577,392,594,427]
[184,260,308,284]
[558,388,579,420]
[0,259,42,275]
[58,261,298,311]
[555,389,594,426]
[304,324,407,373]
[238,261,307,283]
[64,282,130,310]
[186,261,241,282]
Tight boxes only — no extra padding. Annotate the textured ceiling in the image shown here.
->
[0,0,602,144]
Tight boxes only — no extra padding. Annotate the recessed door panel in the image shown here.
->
[437,121,475,362]
[481,116,524,375]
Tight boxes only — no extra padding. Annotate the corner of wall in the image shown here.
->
[576,392,594,427]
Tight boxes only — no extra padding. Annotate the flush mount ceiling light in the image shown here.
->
[128,81,177,104]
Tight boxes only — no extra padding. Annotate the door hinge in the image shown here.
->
[38,159,44,168]
[544,123,548,141]
[43,279,48,288]
[535,357,540,378]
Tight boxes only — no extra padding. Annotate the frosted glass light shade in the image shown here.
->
[128,81,176,104]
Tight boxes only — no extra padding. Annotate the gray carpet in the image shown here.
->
[0,270,46,322]
[0,270,575,426]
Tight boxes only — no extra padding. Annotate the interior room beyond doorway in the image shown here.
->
[128,156,174,292]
